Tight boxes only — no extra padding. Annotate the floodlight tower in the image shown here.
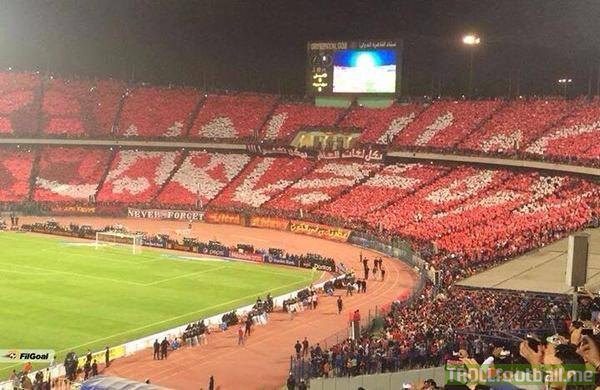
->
[463,34,481,99]
[558,78,573,99]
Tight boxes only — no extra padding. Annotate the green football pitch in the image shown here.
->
[0,232,318,377]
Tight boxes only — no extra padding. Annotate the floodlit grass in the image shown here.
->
[0,232,317,377]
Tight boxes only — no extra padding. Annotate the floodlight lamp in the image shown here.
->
[462,34,481,45]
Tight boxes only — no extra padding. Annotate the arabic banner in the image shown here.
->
[316,147,384,161]
[49,205,96,215]
[204,211,245,226]
[249,215,290,230]
[289,220,351,242]
[246,144,384,162]
[127,208,204,221]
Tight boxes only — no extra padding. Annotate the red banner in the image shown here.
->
[249,215,290,230]
[204,211,244,226]
[289,220,351,242]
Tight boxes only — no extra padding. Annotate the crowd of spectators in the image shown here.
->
[0,147,35,202]
[210,156,314,208]
[117,86,199,138]
[392,100,502,149]
[264,160,381,212]
[261,102,344,141]
[339,103,423,145]
[459,99,570,155]
[155,151,250,207]
[40,78,126,138]
[299,285,572,379]
[33,146,111,202]
[190,93,277,140]
[96,150,181,203]
[0,72,41,135]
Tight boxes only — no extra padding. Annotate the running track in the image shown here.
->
[23,216,417,389]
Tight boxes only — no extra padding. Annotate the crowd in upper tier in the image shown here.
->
[0,72,598,166]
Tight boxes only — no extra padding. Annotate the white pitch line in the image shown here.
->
[142,265,228,286]
[0,262,148,287]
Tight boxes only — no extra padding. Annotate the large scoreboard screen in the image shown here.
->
[307,39,401,95]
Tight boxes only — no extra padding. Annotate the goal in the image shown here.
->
[95,231,144,254]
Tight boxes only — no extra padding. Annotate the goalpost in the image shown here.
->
[95,231,144,254]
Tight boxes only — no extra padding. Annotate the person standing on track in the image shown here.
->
[238,326,245,346]
[153,339,160,359]
[245,314,253,337]
[160,337,169,359]
[337,296,343,315]
[381,266,386,281]
[208,375,215,390]
[302,337,309,357]
[105,346,110,368]
[294,340,302,359]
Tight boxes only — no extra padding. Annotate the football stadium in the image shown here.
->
[0,1,599,389]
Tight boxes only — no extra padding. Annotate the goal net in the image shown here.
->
[95,231,144,254]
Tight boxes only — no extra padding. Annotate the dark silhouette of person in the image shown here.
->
[153,339,160,360]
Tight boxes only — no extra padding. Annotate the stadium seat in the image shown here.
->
[340,103,423,144]
[210,156,314,208]
[264,160,381,212]
[261,102,344,141]
[96,150,181,203]
[0,147,35,201]
[189,93,277,140]
[41,78,126,137]
[0,72,41,135]
[117,87,199,138]
[315,163,450,220]
[33,147,111,202]
[460,99,571,155]
[156,152,250,207]
[393,100,502,149]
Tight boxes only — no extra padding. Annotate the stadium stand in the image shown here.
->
[525,98,600,166]
[33,147,111,202]
[340,103,423,145]
[460,98,571,155]
[298,285,570,378]
[155,152,250,207]
[117,86,199,138]
[96,149,181,203]
[210,156,315,208]
[0,72,41,135]
[392,100,502,149]
[264,160,382,212]
[189,93,277,140]
[366,166,510,233]
[41,78,126,137]
[0,146,35,201]
[315,163,450,220]
[261,102,344,141]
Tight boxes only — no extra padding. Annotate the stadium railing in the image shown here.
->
[308,366,446,390]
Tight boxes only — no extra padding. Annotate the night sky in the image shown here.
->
[1,0,599,97]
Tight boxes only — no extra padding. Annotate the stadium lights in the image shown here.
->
[558,78,573,98]
[462,34,481,46]
[462,34,481,99]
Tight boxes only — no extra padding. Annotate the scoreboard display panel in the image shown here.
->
[307,39,401,95]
